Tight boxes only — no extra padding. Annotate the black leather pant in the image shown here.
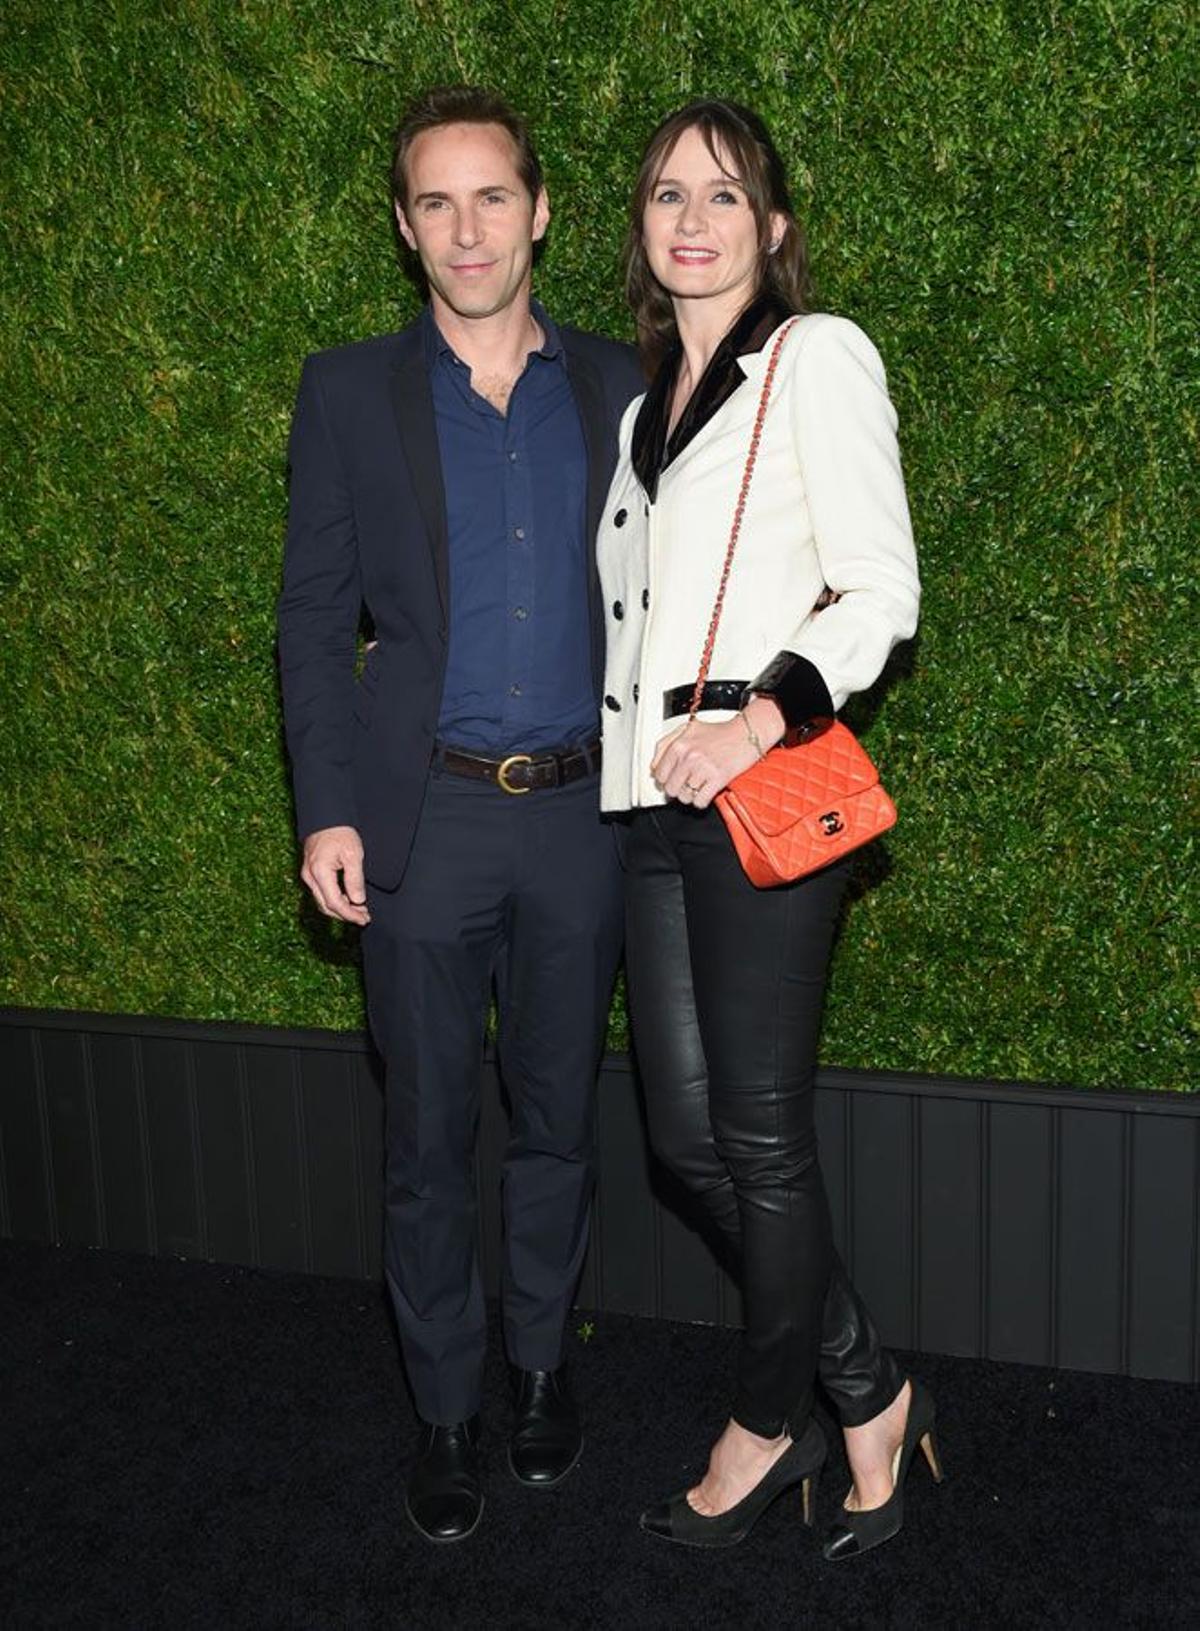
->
[624,804,902,1438]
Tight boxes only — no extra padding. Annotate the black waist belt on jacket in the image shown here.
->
[662,680,750,720]
[433,739,602,794]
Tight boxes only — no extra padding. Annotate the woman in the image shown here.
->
[598,101,938,1558]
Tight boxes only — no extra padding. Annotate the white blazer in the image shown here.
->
[598,313,920,811]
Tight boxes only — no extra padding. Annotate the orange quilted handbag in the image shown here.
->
[689,319,897,887]
[715,722,896,887]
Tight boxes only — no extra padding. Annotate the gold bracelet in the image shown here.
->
[738,709,765,759]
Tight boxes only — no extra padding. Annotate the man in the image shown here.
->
[277,86,642,1543]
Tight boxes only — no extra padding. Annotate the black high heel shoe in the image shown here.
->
[640,1417,826,1548]
[822,1377,943,1562]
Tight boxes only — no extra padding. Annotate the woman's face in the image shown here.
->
[641,124,783,316]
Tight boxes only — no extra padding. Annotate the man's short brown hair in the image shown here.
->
[391,85,543,208]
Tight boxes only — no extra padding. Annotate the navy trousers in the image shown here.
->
[363,766,623,1425]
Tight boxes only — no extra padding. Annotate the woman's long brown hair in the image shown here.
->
[623,100,814,378]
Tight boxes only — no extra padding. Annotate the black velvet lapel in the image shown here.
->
[388,328,449,621]
[632,292,794,503]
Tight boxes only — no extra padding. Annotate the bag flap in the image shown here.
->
[721,725,881,838]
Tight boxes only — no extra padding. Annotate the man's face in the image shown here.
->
[396,121,549,323]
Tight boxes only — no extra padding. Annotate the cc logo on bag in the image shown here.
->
[819,811,845,836]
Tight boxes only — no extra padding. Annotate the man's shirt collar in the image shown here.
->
[421,299,563,369]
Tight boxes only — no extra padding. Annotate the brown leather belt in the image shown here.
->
[434,739,602,795]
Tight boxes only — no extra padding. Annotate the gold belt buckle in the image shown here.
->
[496,753,533,795]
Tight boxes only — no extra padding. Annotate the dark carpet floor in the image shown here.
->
[1,1240,1197,1630]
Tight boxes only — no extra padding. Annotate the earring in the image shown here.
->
[768,237,782,254]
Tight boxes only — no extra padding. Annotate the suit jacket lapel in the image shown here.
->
[562,336,610,698]
[563,337,609,546]
[389,328,449,621]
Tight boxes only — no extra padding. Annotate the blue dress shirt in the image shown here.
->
[425,303,596,754]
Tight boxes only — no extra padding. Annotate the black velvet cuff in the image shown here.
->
[743,651,835,746]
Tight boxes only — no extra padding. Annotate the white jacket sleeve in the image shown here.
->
[785,316,920,711]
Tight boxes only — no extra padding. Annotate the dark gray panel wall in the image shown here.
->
[986,1102,1055,1365]
[2,1009,1197,1383]
[40,1028,98,1246]
[91,1031,152,1255]
[1056,1107,1126,1373]
[193,1041,255,1268]
[917,1096,983,1358]
[849,1091,914,1348]
[0,1025,53,1243]
[1126,1115,1196,1383]
[139,1034,203,1259]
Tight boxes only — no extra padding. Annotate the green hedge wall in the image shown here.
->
[2,0,1195,1090]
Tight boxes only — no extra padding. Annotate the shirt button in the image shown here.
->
[613,508,628,528]
[510,683,522,697]
[514,526,526,541]
[642,588,650,610]
[604,694,621,711]
[613,600,624,620]
[633,684,639,703]
[513,607,528,620]
[508,451,518,462]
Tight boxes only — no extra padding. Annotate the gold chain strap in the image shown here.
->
[687,316,800,720]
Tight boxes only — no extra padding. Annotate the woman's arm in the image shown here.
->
[757,316,920,720]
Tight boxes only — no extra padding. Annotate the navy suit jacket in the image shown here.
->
[278,314,644,890]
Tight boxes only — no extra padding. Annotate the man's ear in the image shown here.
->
[395,201,418,252]
[532,187,550,244]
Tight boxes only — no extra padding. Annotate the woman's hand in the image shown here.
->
[650,699,785,809]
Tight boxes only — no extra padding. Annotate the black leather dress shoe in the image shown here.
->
[508,1365,582,1487]
[405,1415,483,1543]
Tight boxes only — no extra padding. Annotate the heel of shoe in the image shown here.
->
[919,1425,944,1484]
[800,1469,820,1528]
